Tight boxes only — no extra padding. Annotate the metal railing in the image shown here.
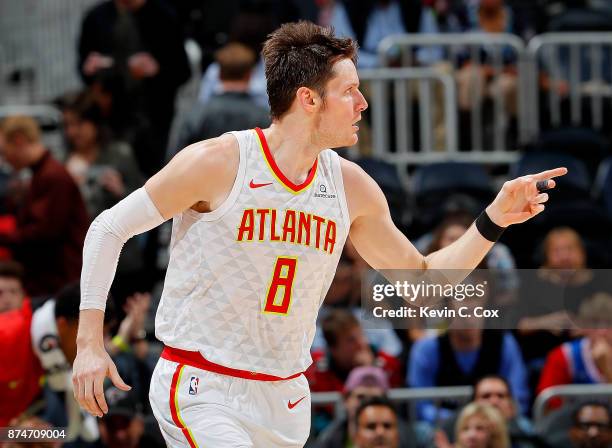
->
[526,32,612,140]
[0,0,99,104]
[311,385,473,420]
[378,33,529,153]
[533,384,612,423]
[358,67,459,173]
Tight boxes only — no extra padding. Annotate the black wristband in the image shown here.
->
[475,210,506,242]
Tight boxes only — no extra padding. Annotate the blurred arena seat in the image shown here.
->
[410,162,495,232]
[548,8,612,32]
[511,152,591,200]
[525,127,610,178]
[593,156,612,217]
[354,157,411,229]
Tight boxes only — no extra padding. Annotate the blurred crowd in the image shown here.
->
[1,0,612,447]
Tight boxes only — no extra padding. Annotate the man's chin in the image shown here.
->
[329,135,358,149]
[347,132,359,147]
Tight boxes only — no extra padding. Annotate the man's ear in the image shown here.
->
[296,86,320,113]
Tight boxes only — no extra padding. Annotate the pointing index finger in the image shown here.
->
[532,167,568,181]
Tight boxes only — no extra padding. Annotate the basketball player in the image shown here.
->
[73,21,566,447]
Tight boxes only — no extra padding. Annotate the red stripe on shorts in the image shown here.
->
[169,364,198,448]
[162,346,302,381]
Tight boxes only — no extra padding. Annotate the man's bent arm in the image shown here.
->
[345,161,493,271]
[74,135,238,417]
[344,159,566,272]
[79,135,238,314]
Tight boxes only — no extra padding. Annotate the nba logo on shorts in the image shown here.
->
[189,376,199,395]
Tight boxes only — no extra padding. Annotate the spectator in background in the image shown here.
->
[417,0,470,66]
[31,284,153,444]
[311,251,404,358]
[85,68,149,145]
[198,12,275,109]
[439,375,538,448]
[306,309,402,394]
[315,366,390,447]
[318,0,421,69]
[62,93,146,301]
[516,227,598,373]
[95,380,165,448]
[78,0,190,176]
[171,43,270,156]
[316,366,432,448]
[0,261,44,428]
[537,293,612,401]
[408,328,529,424]
[0,259,26,313]
[0,116,88,297]
[525,226,589,298]
[455,0,520,118]
[451,402,510,448]
[62,92,144,219]
[422,212,518,298]
[569,402,612,448]
[353,396,400,448]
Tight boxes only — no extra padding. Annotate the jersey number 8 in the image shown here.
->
[263,256,298,315]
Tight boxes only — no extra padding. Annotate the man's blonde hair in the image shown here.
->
[1,115,41,143]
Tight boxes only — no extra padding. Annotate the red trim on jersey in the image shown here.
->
[162,346,303,381]
[254,127,318,193]
[169,364,198,448]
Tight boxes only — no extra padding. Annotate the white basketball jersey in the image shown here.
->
[155,128,350,377]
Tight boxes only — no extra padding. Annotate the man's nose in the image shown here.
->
[357,90,368,112]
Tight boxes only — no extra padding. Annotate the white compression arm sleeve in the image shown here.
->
[80,187,166,311]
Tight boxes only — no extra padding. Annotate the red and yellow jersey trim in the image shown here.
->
[254,127,318,194]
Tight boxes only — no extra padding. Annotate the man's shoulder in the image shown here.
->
[168,133,240,185]
[181,132,239,158]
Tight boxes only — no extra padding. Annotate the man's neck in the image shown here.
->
[220,80,250,93]
[26,143,47,167]
[261,119,324,186]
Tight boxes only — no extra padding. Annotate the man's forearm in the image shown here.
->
[80,187,165,311]
[424,223,494,271]
[76,309,105,348]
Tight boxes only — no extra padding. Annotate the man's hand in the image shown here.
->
[99,168,126,198]
[83,52,114,76]
[128,52,159,79]
[116,292,151,341]
[72,343,131,418]
[486,167,568,227]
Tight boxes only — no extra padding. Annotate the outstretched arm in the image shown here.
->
[344,159,567,271]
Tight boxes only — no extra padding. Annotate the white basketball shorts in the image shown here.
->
[149,347,311,447]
